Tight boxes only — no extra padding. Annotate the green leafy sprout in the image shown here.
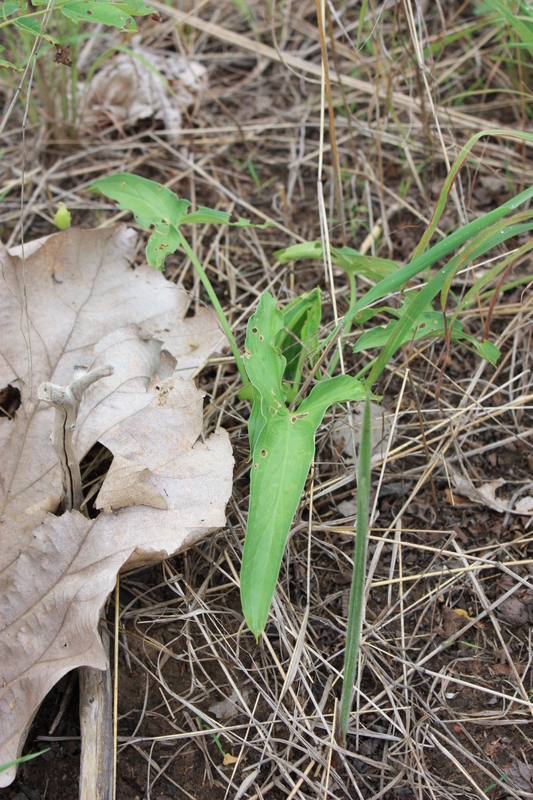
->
[89,126,533,650]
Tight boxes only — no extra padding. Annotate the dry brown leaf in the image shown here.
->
[209,689,250,721]
[508,759,533,793]
[0,227,233,786]
[79,37,205,139]
[496,596,530,626]
[447,466,533,515]
[95,454,167,512]
[441,607,471,638]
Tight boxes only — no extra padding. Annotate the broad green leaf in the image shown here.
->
[0,58,23,71]
[89,173,272,271]
[275,241,323,262]
[90,174,189,227]
[61,0,136,29]
[0,0,26,19]
[13,15,43,35]
[332,247,398,282]
[146,223,181,272]
[475,339,500,365]
[185,207,234,226]
[119,0,154,13]
[241,292,367,638]
[243,291,287,416]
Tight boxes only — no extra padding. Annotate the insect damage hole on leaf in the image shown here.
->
[0,384,21,419]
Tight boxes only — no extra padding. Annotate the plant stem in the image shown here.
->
[340,393,371,744]
[179,234,249,386]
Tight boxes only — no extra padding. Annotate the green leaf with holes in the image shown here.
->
[241,292,367,638]
[60,0,148,30]
[89,173,272,270]
[0,0,26,19]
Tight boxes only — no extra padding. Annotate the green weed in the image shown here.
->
[89,126,533,644]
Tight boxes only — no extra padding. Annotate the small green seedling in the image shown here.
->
[89,127,533,646]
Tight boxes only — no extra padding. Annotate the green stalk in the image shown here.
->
[178,234,249,386]
[340,393,372,744]
[327,270,356,377]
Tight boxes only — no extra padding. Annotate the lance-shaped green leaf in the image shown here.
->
[61,0,151,29]
[354,299,500,365]
[89,173,272,271]
[13,14,58,41]
[276,240,398,282]
[241,292,367,638]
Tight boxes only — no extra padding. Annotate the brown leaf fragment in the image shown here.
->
[496,596,530,626]
[441,608,471,638]
[508,759,533,792]
[489,662,526,680]
[54,44,72,67]
[447,465,533,516]
[95,454,167,512]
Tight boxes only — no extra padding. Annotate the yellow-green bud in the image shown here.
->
[54,202,71,230]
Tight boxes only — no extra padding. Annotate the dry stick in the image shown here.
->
[39,364,114,800]
[315,0,346,243]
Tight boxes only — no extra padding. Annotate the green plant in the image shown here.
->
[89,173,271,386]
[89,126,533,645]
[339,392,371,745]
[239,292,368,635]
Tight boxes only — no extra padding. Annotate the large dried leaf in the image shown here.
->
[0,227,233,785]
[78,38,206,139]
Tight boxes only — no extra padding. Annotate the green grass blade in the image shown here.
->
[366,219,533,386]
[0,748,50,773]
[340,393,372,744]
[335,130,533,334]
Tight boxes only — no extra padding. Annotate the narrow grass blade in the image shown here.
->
[0,748,50,773]
[340,393,371,745]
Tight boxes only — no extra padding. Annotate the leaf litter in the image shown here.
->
[0,226,233,785]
